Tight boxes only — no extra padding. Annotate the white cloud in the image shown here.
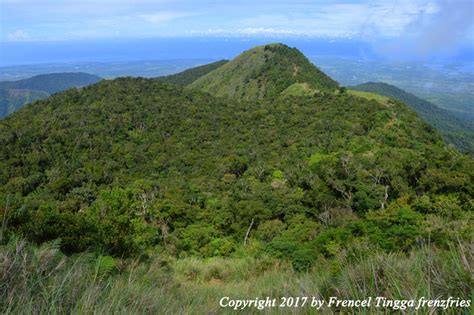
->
[182,1,442,39]
[372,0,474,58]
[187,27,353,38]
[7,29,31,41]
[138,11,189,24]
[356,0,441,37]
[2,0,469,45]
[229,1,442,39]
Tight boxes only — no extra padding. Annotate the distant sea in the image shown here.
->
[0,37,385,67]
[2,37,472,68]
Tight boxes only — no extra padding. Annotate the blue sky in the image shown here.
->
[0,0,473,61]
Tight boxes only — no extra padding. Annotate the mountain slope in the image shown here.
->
[0,72,102,94]
[1,73,472,262]
[190,43,339,101]
[156,60,228,86]
[0,72,102,118]
[0,88,49,118]
[351,82,474,154]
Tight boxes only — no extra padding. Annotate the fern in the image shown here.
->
[94,255,116,279]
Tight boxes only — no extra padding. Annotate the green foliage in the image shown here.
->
[255,219,286,242]
[190,43,338,101]
[308,152,335,171]
[0,45,472,273]
[346,89,391,104]
[95,255,116,277]
[352,82,474,154]
[280,82,316,97]
[1,238,471,313]
[364,204,425,251]
[272,170,284,179]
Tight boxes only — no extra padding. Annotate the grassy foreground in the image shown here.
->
[0,237,471,314]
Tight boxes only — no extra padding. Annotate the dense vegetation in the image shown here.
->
[0,72,102,118]
[0,44,472,312]
[352,82,474,154]
[157,60,228,86]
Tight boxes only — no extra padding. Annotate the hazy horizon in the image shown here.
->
[1,0,473,67]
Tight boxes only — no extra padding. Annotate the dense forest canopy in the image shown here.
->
[0,44,472,272]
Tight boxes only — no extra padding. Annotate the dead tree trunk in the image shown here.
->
[244,218,255,246]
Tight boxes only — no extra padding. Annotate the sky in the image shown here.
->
[0,0,473,64]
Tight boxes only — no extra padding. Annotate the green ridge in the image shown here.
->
[352,82,474,154]
[156,60,228,86]
[0,72,102,118]
[190,43,339,101]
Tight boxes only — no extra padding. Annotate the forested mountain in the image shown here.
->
[0,88,49,118]
[190,44,339,101]
[0,72,102,118]
[156,60,228,86]
[0,44,472,273]
[352,82,474,154]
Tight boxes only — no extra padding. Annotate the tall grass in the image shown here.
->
[0,237,471,314]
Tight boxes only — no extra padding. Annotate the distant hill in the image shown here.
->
[351,82,474,154]
[0,88,50,118]
[156,60,228,86]
[190,43,339,101]
[0,72,102,118]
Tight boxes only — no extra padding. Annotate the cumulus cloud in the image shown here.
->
[370,0,474,59]
[411,0,474,55]
[192,1,443,39]
[1,0,472,54]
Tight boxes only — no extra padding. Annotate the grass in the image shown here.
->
[0,237,471,314]
[347,89,391,105]
[280,83,316,97]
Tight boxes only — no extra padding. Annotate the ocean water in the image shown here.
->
[3,37,472,67]
[0,37,381,67]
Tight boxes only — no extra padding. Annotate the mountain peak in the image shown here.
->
[190,43,338,101]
